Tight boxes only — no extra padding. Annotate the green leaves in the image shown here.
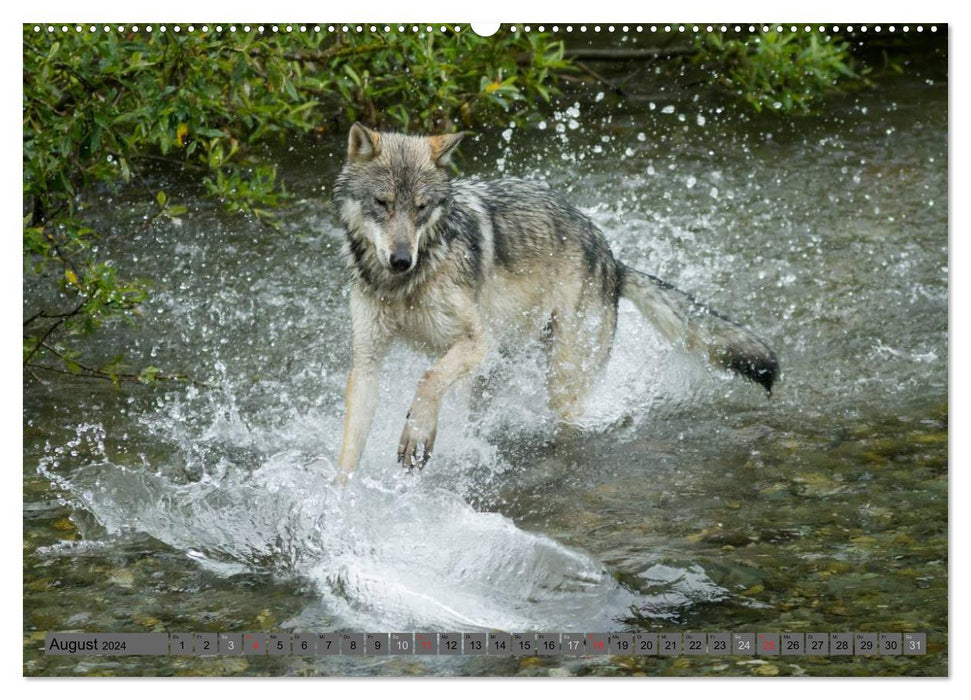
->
[24,24,572,232]
[697,30,865,114]
[137,365,162,384]
[156,190,188,219]
[322,26,569,130]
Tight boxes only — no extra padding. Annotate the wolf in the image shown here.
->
[332,122,777,482]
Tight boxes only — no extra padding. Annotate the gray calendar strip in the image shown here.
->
[42,631,928,656]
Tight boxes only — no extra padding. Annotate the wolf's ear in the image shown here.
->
[428,132,467,168]
[348,122,381,162]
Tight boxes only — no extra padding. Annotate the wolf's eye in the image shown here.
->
[374,196,392,211]
[416,201,428,212]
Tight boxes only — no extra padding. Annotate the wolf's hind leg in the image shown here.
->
[470,359,513,419]
[545,304,615,432]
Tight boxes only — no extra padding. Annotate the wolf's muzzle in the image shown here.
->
[390,243,412,273]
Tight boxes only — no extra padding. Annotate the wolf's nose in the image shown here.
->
[390,248,412,272]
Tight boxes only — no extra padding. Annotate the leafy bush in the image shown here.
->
[22,25,569,383]
[696,30,865,114]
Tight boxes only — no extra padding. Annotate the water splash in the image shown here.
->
[37,416,671,633]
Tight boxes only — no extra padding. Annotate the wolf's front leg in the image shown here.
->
[335,358,381,486]
[398,332,487,470]
[335,291,390,486]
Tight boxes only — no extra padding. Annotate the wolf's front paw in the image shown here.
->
[397,399,439,470]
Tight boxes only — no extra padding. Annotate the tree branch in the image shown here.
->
[563,47,697,61]
[29,342,210,389]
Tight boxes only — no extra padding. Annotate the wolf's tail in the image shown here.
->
[618,264,778,394]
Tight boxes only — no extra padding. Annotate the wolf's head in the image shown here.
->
[334,123,464,283]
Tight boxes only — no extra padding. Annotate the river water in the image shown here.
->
[24,60,947,676]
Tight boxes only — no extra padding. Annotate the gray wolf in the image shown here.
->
[332,122,777,482]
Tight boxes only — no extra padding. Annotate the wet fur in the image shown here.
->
[333,123,777,480]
